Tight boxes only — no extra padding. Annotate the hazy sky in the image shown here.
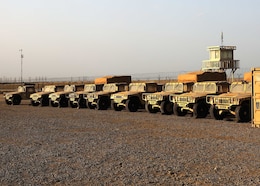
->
[1,0,260,79]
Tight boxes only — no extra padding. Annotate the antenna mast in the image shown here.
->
[221,32,223,46]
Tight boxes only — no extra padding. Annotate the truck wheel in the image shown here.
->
[50,101,58,107]
[87,100,95,109]
[31,100,40,106]
[209,105,223,120]
[59,97,68,107]
[70,101,78,108]
[145,103,158,113]
[193,102,208,118]
[78,98,86,108]
[235,105,250,122]
[40,97,49,106]
[97,98,109,110]
[12,95,21,105]
[111,100,123,111]
[126,99,138,112]
[5,100,12,105]
[173,103,187,116]
[160,101,173,115]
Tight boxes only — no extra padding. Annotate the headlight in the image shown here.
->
[69,93,76,98]
[187,97,195,102]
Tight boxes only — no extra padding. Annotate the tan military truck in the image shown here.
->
[207,81,252,122]
[86,83,128,110]
[110,83,159,112]
[142,82,193,114]
[4,84,35,105]
[30,85,57,106]
[49,85,76,107]
[69,84,103,108]
[170,81,229,118]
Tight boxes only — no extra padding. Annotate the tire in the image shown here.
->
[50,101,59,107]
[193,102,209,118]
[12,95,21,105]
[5,99,12,105]
[126,99,139,112]
[78,97,86,108]
[160,101,173,115]
[59,97,68,107]
[87,100,95,109]
[235,105,251,122]
[145,103,158,113]
[209,105,224,120]
[97,98,109,110]
[40,97,49,106]
[70,101,78,108]
[173,103,187,116]
[111,100,123,111]
[31,100,40,106]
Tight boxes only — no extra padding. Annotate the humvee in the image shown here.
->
[206,81,252,122]
[49,85,76,107]
[86,83,128,110]
[4,84,35,105]
[142,82,193,114]
[30,85,57,106]
[111,83,158,112]
[170,81,229,118]
[69,84,103,108]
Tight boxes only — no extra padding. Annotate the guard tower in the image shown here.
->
[202,45,240,81]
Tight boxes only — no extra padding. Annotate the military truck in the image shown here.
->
[30,85,57,106]
[49,85,76,107]
[110,83,158,112]
[206,81,252,122]
[4,84,35,105]
[142,82,193,114]
[86,83,128,110]
[69,84,103,108]
[170,81,229,118]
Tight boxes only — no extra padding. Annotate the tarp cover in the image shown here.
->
[178,71,227,82]
[94,76,131,85]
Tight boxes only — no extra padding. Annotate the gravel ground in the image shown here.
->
[0,95,260,185]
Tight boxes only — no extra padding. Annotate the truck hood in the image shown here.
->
[31,91,54,97]
[74,90,94,95]
[50,91,74,96]
[178,92,208,98]
[217,92,251,99]
[113,91,142,96]
[4,91,24,96]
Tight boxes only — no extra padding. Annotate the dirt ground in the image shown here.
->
[0,95,260,185]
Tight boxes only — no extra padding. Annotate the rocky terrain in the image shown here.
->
[0,95,260,185]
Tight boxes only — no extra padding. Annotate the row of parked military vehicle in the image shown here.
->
[3,72,252,123]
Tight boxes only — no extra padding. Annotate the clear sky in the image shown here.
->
[1,0,260,79]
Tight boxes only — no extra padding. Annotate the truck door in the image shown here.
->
[252,68,260,127]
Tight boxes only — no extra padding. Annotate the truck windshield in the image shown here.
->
[164,83,183,92]
[193,83,216,93]
[245,83,252,93]
[129,84,145,92]
[103,84,118,92]
[193,83,205,92]
[44,86,55,92]
[230,83,245,93]
[205,83,216,93]
[64,85,74,92]
[18,86,25,92]
[84,85,95,92]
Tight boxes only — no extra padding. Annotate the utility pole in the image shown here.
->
[19,49,23,84]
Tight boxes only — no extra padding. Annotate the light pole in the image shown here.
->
[19,49,23,84]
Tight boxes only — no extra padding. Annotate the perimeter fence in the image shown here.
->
[0,69,249,84]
